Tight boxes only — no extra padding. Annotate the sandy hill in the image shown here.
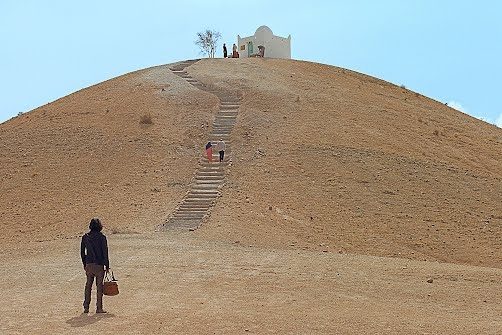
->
[1,58,501,269]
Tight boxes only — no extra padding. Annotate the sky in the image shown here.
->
[1,0,501,126]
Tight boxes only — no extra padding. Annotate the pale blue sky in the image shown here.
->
[1,0,501,126]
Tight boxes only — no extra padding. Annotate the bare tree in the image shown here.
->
[195,29,221,58]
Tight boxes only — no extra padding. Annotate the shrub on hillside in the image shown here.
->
[140,114,153,125]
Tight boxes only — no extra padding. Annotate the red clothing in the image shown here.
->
[206,147,213,162]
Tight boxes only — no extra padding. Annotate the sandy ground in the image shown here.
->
[1,58,501,334]
[1,232,501,335]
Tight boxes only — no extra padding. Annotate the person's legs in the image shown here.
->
[95,267,105,312]
[83,265,95,312]
[219,150,224,162]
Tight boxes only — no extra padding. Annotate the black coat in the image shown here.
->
[81,231,109,268]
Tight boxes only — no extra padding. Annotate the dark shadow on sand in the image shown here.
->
[66,312,115,327]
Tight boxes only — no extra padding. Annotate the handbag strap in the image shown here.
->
[104,270,117,282]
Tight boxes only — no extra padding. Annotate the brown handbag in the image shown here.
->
[103,271,119,296]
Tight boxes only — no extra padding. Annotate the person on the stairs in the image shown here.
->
[216,139,226,162]
[205,141,213,163]
[223,43,227,58]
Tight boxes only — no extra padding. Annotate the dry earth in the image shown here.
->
[1,233,501,334]
[1,58,501,334]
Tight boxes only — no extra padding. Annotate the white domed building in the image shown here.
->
[237,26,291,59]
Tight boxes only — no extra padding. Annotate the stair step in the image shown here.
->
[213,121,235,125]
[178,205,209,209]
[179,203,212,210]
[196,168,224,172]
[192,176,225,179]
[163,221,201,230]
[173,215,205,219]
[196,171,225,176]
[185,194,218,199]
[194,181,223,185]
[183,202,214,207]
[183,202,214,206]
[176,214,208,218]
[174,215,206,220]
[181,200,213,204]
[194,182,223,187]
[214,116,237,120]
[187,194,218,199]
[179,204,211,208]
[197,167,223,172]
[183,197,215,201]
[195,175,224,180]
[194,180,223,184]
[200,164,228,168]
[183,201,214,205]
[220,96,241,100]
[195,174,225,180]
[189,186,220,190]
[195,175,225,180]
[188,193,219,198]
[173,211,206,216]
[184,195,216,200]
[178,210,208,214]
[173,212,205,217]
[177,210,208,214]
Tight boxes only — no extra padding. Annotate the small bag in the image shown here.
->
[103,271,119,296]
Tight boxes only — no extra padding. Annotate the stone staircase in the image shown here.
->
[162,60,240,230]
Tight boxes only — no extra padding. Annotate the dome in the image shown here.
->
[255,25,273,39]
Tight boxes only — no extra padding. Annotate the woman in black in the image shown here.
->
[81,218,110,314]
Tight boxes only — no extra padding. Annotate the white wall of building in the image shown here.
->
[237,26,291,59]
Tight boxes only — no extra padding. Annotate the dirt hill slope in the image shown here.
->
[1,58,501,268]
[0,65,219,244]
[189,59,502,268]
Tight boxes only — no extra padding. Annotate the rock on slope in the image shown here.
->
[1,58,500,268]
